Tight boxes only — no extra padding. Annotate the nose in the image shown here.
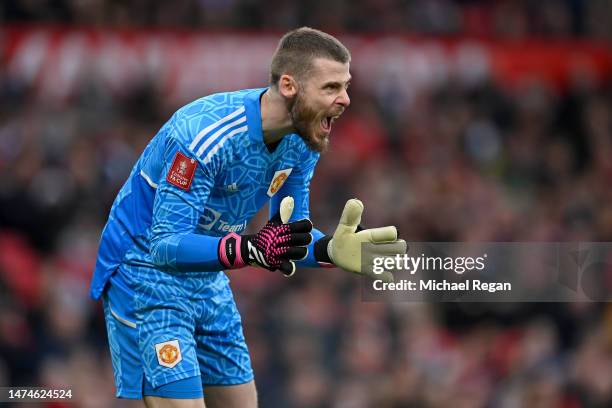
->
[336,89,350,108]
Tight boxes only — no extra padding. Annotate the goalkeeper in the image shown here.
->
[90,27,406,408]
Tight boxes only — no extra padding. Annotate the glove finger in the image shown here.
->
[280,196,294,224]
[270,196,295,223]
[371,240,407,256]
[335,199,363,236]
[279,261,296,277]
[287,218,313,233]
[281,246,308,261]
[352,258,395,283]
[358,226,398,243]
[368,269,394,283]
[288,232,312,246]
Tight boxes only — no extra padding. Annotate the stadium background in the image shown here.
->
[1,1,612,407]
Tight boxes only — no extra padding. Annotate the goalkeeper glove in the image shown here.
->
[325,198,406,282]
[218,196,312,276]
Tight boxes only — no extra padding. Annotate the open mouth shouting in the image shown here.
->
[320,114,340,134]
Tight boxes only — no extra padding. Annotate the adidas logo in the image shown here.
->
[225,182,239,193]
[248,241,269,267]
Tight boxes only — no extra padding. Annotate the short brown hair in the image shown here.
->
[269,27,351,87]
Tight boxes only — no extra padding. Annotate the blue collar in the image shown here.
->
[243,87,268,143]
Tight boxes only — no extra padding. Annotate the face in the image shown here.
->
[284,58,351,153]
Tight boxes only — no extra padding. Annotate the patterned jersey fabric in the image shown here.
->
[90,87,323,300]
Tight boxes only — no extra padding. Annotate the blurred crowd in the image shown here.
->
[2,20,612,408]
[2,0,612,40]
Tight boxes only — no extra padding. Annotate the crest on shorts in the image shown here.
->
[155,339,182,368]
[267,168,292,197]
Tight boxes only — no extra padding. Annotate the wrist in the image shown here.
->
[314,235,334,265]
[218,232,247,269]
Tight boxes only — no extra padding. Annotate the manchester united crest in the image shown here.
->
[267,168,293,197]
[154,339,182,368]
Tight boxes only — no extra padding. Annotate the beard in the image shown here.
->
[288,92,330,154]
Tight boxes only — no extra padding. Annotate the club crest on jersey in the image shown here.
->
[267,168,292,197]
[167,151,197,191]
[155,339,182,368]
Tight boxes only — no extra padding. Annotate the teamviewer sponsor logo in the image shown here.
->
[198,207,247,233]
[199,207,222,230]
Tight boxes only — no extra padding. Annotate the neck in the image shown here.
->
[260,88,295,145]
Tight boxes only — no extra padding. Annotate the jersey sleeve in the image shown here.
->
[148,127,224,272]
[269,149,327,268]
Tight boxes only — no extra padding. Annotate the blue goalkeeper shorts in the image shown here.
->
[102,264,254,399]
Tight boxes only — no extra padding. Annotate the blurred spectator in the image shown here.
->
[1,0,612,40]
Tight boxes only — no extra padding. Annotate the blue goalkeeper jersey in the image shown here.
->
[90,88,324,300]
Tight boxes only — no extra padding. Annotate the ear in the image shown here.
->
[278,74,298,98]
